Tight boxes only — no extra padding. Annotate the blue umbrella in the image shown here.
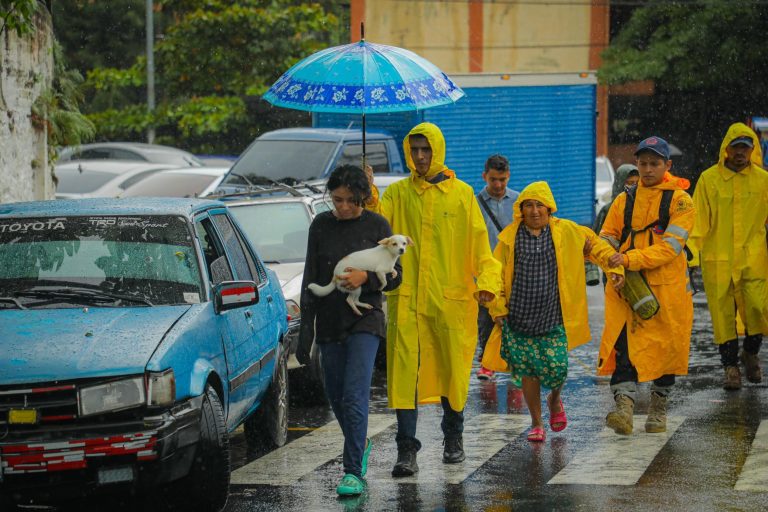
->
[263,26,464,161]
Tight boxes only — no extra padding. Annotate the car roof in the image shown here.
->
[0,197,224,218]
[257,127,393,143]
[59,142,204,166]
[54,160,182,175]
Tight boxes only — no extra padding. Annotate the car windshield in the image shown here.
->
[0,215,203,307]
[229,202,311,263]
[222,140,337,186]
[121,173,220,197]
[56,168,116,194]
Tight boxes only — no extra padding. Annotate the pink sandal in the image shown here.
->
[548,395,567,432]
[527,426,546,442]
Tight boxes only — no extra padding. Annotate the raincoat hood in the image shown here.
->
[613,164,639,199]
[640,171,690,192]
[512,181,558,222]
[403,122,449,178]
[718,122,764,168]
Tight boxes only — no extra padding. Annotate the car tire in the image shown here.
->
[174,385,230,512]
[245,346,289,449]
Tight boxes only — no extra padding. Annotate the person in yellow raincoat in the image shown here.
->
[480,181,624,442]
[597,136,695,436]
[689,123,768,390]
[380,122,502,476]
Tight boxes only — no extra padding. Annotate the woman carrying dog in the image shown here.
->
[297,165,402,496]
[482,181,624,442]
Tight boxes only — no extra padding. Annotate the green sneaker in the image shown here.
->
[336,473,365,496]
[361,438,372,477]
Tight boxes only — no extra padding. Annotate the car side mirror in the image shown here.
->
[214,281,259,313]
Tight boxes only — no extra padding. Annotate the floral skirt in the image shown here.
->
[500,322,568,390]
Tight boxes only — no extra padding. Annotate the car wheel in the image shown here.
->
[245,346,289,449]
[174,385,230,511]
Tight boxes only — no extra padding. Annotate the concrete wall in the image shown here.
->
[0,8,54,204]
[357,0,592,74]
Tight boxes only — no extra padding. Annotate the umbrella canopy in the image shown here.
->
[263,40,465,114]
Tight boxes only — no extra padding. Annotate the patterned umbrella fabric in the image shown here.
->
[263,40,465,114]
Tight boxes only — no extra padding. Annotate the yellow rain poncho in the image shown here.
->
[380,123,502,411]
[481,181,624,372]
[689,123,768,344]
[597,172,695,381]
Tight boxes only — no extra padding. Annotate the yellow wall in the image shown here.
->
[362,0,592,74]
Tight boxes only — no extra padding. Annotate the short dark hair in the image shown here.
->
[326,165,371,206]
[409,133,429,144]
[484,154,509,173]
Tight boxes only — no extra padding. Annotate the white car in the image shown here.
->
[595,156,615,216]
[118,167,230,198]
[54,160,181,199]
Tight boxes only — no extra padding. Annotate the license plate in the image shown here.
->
[98,466,134,485]
[8,409,37,425]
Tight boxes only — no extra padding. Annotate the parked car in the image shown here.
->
[595,156,615,216]
[119,167,230,198]
[215,128,405,195]
[54,160,181,199]
[222,186,331,401]
[0,198,289,511]
[58,142,205,168]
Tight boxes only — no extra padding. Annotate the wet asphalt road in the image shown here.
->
[223,283,768,512]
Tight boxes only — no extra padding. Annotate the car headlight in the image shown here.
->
[78,376,146,417]
[286,299,301,323]
[147,369,175,407]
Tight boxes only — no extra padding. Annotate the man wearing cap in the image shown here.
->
[690,123,768,390]
[597,135,695,435]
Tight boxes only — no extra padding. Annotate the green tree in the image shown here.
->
[82,1,340,155]
[599,0,768,179]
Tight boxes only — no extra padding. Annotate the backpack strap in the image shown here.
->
[477,193,505,233]
[619,185,637,248]
[619,187,675,250]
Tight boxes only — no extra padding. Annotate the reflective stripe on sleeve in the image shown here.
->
[663,236,683,255]
[601,235,620,250]
[665,224,689,241]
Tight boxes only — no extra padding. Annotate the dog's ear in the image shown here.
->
[406,236,415,246]
[378,238,390,246]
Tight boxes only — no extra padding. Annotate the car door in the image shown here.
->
[210,212,277,425]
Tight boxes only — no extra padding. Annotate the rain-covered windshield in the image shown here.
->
[0,215,203,308]
[221,140,337,187]
[229,202,311,263]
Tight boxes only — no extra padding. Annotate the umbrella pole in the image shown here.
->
[362,112,366,171]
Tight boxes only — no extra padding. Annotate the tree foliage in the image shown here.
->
[599,0,768,178]
[0,0,38,37]
[72,1,340,155]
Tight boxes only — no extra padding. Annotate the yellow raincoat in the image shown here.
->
[597,173,695,381]
[481,181,624,372]
[689,123,768,344]
[380,123,502,411]
[365,182,381,213]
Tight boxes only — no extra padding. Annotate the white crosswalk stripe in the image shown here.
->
[366,413,530,485]
[735,419,768,492]
[547,415,685,486]
[230,414,396,485]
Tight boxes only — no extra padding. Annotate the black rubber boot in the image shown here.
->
[442,436,465,463]
[392,444,419,477]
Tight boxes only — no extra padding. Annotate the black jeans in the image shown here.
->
[610,325,675,399]
[395,396,464,451]
[719,333,763,367]
[477,306,494,359]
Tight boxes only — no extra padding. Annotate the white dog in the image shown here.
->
[308,234,413,315]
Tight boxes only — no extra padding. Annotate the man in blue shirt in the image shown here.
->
[476,154,519,380]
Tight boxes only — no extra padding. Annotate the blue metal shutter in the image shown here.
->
[423,84,596,225]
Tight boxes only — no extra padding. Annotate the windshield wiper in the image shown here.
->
[0,297,27,309]
[16,287,154,307]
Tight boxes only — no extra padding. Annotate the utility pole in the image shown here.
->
[146,0,155,143]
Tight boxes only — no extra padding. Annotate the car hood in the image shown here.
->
[269,261,305,287]
[0,306,190,385]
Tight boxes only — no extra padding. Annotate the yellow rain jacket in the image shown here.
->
[481,181,624,372]
[380,123,502,411]
[689,123,768,344]
[597,173,695,381]
[365,182,381,213]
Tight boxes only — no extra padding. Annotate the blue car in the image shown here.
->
[0,198,289,510]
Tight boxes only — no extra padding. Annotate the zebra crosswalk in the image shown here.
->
[231,413,768,493]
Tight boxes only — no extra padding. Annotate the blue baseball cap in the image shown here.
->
[729,136,754,148]
[635,136,670,160]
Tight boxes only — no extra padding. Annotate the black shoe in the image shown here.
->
[391,448,418,477]
[443,437,465,463]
